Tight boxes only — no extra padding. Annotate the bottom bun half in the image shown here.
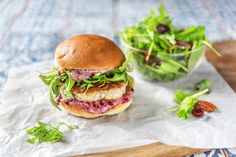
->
[61,99,132,118]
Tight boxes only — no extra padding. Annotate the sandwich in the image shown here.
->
[39,34,134,118]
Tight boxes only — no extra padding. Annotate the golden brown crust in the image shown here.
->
[60,99,132,118]
[72,81,126,94]
[55,34,125,70]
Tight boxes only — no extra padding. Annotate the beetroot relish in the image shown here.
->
[57,88,133,114]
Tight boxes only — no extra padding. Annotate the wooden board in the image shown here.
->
[78,41,236,157]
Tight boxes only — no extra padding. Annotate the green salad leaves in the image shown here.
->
[39,58,132,110]
[173,89,209,119]
[194,79,214,93]
[172,79,214,119]
[26,121,78,144]
[75,61,133,92]
[119,4,219,81]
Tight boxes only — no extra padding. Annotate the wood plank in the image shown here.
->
[206,40,236,91]
[79,143,207,157]
[77,40,236,157]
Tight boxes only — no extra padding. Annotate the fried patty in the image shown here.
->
[70,81,127,101]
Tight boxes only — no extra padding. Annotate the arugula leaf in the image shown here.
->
[49,77,61,111]
[176,96,198,119]
[26,121,78,144]
[64,70,75,94]
[119,52,133,72]
[175,26,206,42]
[39,68,57,85]
[187,44,205,71]
[174,89,209,119]
[194,79,214,92]
[174,90,191,104]
[201,40,221,57]
[58,85,74,100]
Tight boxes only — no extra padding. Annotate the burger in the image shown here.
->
[39,34,134,118]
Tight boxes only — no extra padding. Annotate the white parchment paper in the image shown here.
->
[1,59,236,157]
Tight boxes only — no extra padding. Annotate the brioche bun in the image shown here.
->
[61,99,132,118]
[55,34,125,70]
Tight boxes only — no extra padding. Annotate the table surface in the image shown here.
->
[1,0,236,156]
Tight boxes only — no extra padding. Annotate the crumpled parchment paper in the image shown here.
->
[0,59,236,157]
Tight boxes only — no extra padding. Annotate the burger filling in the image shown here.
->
[57,88,133,114]
[39,59,133,113]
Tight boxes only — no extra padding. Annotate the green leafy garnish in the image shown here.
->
[49,77,61,111]
[76,53,133,90]
[39,67,57,85]
[26,121,78,144]
[64,70,75,94]
[77,67,131,91]
[119,4,219,81]
[194,79,214,93]
[174,90,192,104]
[173,89,209,119]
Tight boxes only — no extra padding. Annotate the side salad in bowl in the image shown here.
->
[119,4,220,81]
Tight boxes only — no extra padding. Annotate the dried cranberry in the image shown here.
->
[145,55,161,66]
[192,107,204,117]
[140,51,148,57]
[176,40,191,49]
[140,50,161,66]
[122,97,129,103]
[156,24,169,33]
[108,101,113,106]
